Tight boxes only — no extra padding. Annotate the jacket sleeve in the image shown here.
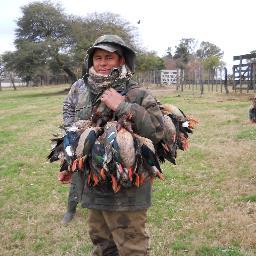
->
[115,88,164,144]
[63,79,84,128]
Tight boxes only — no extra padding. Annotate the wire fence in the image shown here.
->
[134,70,256,94]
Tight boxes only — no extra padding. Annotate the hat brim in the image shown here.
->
[87,43,123,56]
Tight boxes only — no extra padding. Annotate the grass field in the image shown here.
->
[0,85,255,256]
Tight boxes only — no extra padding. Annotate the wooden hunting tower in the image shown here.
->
[233,53,256,92]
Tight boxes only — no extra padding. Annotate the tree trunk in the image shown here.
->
[0,70,3,91]
[199,65,204,95]
[10,73,17,90]
[55,54,77,84]
[224,67,229,94]
[62,66,77,84]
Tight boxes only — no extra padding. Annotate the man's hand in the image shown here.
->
[101,88,125,111]
[58,171,72,184]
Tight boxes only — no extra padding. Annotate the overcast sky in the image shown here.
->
[1,0,255,72]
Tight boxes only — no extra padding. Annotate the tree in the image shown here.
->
[136,52,165,72]
[2,40,49,86]
[15,2,68,42]
[249,50,256,63]
[203,55,221,70]
[1,53,19,90]
[12,2,140,85]
[165,47,173,58]
[196,41,224,80]
[14,1,78,83]
[0,55,4,90]
[173,38,196,69]
[67,12,138,75]
[196,41,223,60]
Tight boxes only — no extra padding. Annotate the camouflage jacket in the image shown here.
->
[63,78,164,211]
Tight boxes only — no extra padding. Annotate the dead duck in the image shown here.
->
[102,121,136,191]
[134,134,164,182]
[47,120,93,176]
[159,103,198,151]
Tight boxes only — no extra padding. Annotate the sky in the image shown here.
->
[1,0,255,72]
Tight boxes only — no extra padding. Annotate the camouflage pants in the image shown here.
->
[67,171,84,211]
[88,209,150,256]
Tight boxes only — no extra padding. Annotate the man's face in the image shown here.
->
[93,49,124,76]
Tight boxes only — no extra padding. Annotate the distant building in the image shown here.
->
[161,69,179,84]
[160,57,179,85]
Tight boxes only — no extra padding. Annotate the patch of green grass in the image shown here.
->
[0,101,18,110]
[216,102,248,110]
[195,246,244,256]
[32,236,46,252]
[78,243,94,254]
[56,185,69,195]
[0,160,26,177]
[171,240,191,253]
[178,147,211,171]
[239,194,256,202]
[213,170,227,183]
[0,130,17,144]
[209,189,223,199]
[60,242,73,252]
[235,128,256,140]
[220,119,241,125]
[11,230,26,241]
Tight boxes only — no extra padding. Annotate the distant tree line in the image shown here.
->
[0,1,241,89]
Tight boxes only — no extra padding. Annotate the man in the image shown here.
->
[63,34,164,255]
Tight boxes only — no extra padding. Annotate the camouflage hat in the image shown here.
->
[86,34,136,72]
